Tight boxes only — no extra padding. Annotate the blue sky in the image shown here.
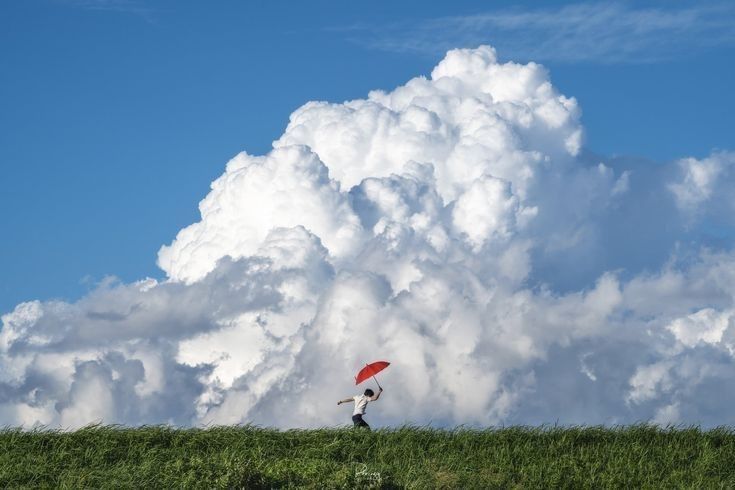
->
[1,0,734,314]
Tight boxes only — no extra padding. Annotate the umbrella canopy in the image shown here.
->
[355,361,390,385]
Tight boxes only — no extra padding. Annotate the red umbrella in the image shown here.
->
[355,361,390,388]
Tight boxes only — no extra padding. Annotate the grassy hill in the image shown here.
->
[2,425,735,488]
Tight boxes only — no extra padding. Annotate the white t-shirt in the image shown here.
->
[353,394,371,415]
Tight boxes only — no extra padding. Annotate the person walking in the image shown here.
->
[337,387,383,429]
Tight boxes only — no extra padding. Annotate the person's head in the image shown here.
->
[364,389,374,397]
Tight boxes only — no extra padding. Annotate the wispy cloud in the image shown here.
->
[339,2,735,63]
[57,0,155,21]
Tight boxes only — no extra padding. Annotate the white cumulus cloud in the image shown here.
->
[2,46,735,429]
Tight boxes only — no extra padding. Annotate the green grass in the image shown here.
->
[1,425,734,488]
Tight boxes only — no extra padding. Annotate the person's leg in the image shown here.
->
[352,414,370,429]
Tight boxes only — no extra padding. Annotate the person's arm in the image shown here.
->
[370,387,384,401]
[337,397,354,405]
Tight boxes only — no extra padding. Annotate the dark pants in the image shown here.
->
[352,414,370,429]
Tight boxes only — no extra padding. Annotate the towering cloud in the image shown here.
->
[2,46,734,428]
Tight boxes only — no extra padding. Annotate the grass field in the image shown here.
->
[2,424,735,488]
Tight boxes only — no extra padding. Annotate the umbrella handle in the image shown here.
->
[372,375,382,390]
